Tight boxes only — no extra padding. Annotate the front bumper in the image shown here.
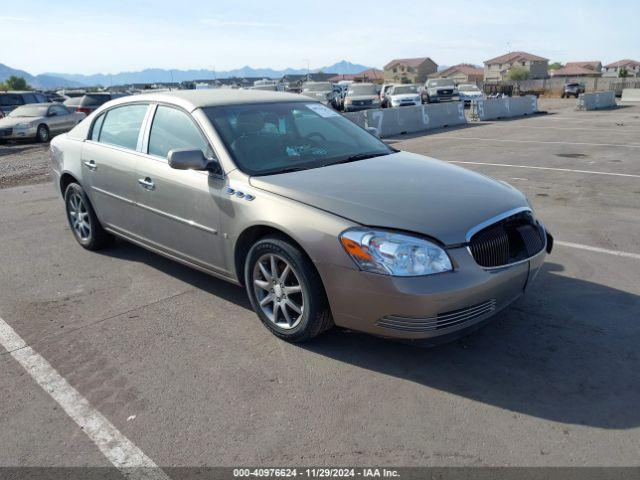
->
[318,243,548,340]
[344,104,379,112]
[0,126,37,140]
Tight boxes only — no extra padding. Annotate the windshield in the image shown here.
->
[427,79,455,87]
[347,84,377,96]
[392,85,418,95]
[302,82,332,92]
[8,105,48,117]
[458,85,480,92]
[205,101,392,176]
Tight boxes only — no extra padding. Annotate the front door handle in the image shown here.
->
[83,160,97,171]
[138,177,155,190]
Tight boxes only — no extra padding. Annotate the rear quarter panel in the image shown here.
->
[50,134,84,197]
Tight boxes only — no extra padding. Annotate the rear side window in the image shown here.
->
[98,104,148,150]
[23,93,37,103]
[148,106,213,159]
[90,113,105,141]
[0,94,24,106]
[35,93,49,103]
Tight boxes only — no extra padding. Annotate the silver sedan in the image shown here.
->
[0,103,85,143]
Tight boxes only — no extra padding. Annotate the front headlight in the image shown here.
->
[340,228,452,276]
[15,122,34,129]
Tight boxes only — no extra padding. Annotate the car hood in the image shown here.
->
[249,151,528,245]
[303,91,331,99]
[459,91,483,97]
[0,116,42,127]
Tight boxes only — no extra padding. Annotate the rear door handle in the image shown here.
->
[83,160,97,171]
[138,177,155,190]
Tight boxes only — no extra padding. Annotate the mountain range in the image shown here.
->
[1,60,372,89]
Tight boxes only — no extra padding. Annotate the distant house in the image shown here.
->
[438,64,484,84]
[383,57,438,84]
[329,68,384,83]
[484,51,549,82]
[602,59,640,78]
[551,61,602,78]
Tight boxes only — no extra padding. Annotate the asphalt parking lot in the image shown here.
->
[1,98,639,471]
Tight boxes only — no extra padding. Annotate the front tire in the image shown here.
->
[64,182,114,250]
[36,124,49,143]
[245,237,333,342]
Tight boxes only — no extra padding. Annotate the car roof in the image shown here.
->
[0,91,34,95]
[104,89,307,112]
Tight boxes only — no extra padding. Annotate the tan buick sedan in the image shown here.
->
[50,90,552,342]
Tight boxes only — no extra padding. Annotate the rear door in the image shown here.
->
[133,104,228,274]
[47,104,74,132]
[81,103,150,236]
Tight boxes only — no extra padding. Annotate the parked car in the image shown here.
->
[0,103,85,143]
[0,91,50,116]
[457,84,484,105]
[301,82,336,106]
[561,82,585,98]
[50,90,552,343]
[343,83,381,111]
[387,84,421,108]
[64,92,127,115]
[422,78,459,103]
[380,84,395,108]
[44,91,67,103]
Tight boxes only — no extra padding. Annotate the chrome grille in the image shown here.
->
[377,299,497,333]
[469,211,545,268]
[0,128,12,137]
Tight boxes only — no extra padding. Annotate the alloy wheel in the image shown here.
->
[67,192,91,241]
[252,253,304,329]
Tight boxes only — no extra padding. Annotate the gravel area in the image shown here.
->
[0,142,51,189]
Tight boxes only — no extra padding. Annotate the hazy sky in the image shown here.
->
[3,0,639,74]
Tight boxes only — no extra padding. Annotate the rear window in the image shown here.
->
[81,94,112,107]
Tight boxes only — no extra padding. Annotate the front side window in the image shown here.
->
[98,104,148,150]
[148,106,213,159]
[205,101,391,176]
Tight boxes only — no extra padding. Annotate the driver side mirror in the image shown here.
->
[168,148,221,174]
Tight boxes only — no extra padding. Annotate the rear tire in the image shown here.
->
[245,236,333,342]
[64,182,114,250]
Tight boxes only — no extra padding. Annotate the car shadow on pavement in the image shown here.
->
[101,239,253,309]
[101,242,640,429]
[301,262,640,429]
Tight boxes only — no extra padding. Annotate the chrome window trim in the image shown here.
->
[464,206,532,243]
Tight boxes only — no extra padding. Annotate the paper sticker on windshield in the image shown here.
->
[306,103,340,118]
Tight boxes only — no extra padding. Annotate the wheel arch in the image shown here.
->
[59,171,79,195]
[234,224,314,288]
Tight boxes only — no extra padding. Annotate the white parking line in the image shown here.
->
[555,241,640,260]
[434,136,640,148]
[0,317,170,480]
[486,124,640,134]
[447,161,640,178]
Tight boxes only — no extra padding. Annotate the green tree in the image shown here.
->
[0,82,6,91]
[506,67,531,81]
[549,62,563,71]
[5,75,29,90]
[619,67,629,78]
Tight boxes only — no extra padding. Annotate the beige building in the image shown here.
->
[484,51,549,82]
[551,61,602,78]
[438,64,484,84]
[602,59,640,78]
[383,57,438,84]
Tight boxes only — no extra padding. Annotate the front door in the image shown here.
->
[133,104,228,274]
